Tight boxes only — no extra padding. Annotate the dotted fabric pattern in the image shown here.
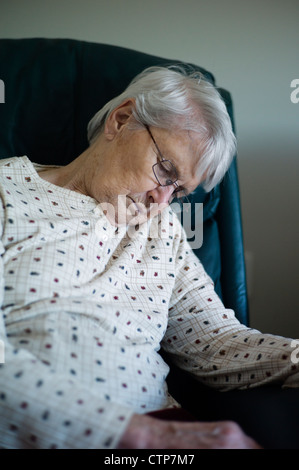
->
[0,156,298,449]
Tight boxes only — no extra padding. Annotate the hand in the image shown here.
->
[117,413,262,449]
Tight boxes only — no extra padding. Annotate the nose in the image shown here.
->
[147,185,175,206]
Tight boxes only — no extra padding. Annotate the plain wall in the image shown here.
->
[0,0,298,337]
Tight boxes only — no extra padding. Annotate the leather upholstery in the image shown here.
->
[0,38,249,325]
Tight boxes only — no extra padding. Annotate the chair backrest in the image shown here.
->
[0,38,248,325]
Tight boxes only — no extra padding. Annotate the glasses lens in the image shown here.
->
[153,160,178,186]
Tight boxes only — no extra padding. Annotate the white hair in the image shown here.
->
[87,66,236,192]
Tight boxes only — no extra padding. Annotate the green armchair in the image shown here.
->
[0,38,248,325]
[2,39,299,450]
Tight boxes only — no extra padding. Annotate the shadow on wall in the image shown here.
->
[239,141,299,338]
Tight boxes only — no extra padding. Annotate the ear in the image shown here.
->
[104,99,135,140]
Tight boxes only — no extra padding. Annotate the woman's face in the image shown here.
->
[86,102,202,226]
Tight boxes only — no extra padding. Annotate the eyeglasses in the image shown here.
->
[145,125,191,209]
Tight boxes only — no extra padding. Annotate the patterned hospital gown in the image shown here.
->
[0,156,298,448]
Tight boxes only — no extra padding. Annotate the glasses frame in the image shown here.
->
[145,125,191,207]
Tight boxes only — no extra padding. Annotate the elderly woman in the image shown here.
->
[0,67,298,450]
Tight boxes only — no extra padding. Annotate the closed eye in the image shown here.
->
[153,158,178,187]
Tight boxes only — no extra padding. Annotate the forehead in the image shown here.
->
[153,128,203,190]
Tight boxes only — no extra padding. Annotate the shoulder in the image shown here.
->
[0,156,29,172]
[0,157,37,188]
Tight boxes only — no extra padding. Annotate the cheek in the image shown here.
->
[133,175,157,195]
[116,135,156,191]
[124,163,156,193]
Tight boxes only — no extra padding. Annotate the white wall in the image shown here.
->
[1,0,298,337]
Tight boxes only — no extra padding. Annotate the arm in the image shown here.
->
[0,232,259,450]
[0,212,133,449]
[162,219,299,390]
